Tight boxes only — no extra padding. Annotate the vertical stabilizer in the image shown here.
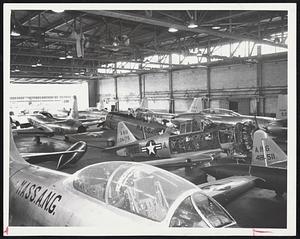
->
[10,128,27,164]
[187,98,203,113]
[139,98,148,109]
[68,95,79,120]
[252,129,287,167]
[116,122,137,146]
[276,94,287,119]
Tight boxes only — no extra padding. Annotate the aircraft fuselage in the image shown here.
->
[27,114,86,135]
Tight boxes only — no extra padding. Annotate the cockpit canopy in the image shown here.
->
[72,162,235,227]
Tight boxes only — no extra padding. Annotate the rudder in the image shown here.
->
[68,95,79,120]
[252,129,287,167]
[139,98,148,109]
[116,121,137,146]
[187,98,203,113]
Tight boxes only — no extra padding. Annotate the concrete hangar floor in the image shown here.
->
[14,125,287,229]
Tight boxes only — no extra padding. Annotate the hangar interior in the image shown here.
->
[10,10,287,116]
[8,8,289,230]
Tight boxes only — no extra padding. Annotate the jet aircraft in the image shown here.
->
[131,97,206,126]
[15,96,104,138]
[9,128,263,228]
[200,129,287,196]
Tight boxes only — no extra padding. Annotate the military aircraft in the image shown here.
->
[104,121,224,166]
[200,129,287,196]
[14,96,104,138]
[131,97,206,126]
[10,128,265,228]
[199,108,276,128]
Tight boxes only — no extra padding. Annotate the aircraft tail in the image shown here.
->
[276,94,287,119]
[10,127,28,164]
[56,141,87,169]
[68,95,79,120]
[251,129,287,167]
[186,97,203,113]
[116,121,137,146]
[139,98,148,109]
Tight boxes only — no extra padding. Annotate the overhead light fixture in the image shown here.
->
[212,26,221,30]
[58,75,63,78]
[31,64,37,68]
[74,72,79,75]
[188,20,198,29]
[168,27,178,33]
[59,56,66,60]
[11,25,20,37]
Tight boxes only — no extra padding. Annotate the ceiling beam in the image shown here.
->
[83,10,287,48]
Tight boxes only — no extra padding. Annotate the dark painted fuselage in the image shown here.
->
[27,114,86,135]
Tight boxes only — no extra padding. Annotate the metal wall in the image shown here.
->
[95,56,287,115]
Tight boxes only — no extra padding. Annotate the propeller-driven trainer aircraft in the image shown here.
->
[198,108,276,128]
[10,128,266,228]
[200,129,287,196]
[105,121,224,167]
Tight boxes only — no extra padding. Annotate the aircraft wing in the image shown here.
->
[143,148,222,168]
[12,127,54,137]
[198,176,263,206]
[80,119,105,127]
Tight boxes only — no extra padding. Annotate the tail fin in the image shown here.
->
[56,141,87,169]
[116,122,137,146]
[139,98,148,109]
[252,129,287,167]
[68,95,79,120]
[10,127,28,164]
[276,94,287,119]
[186,98,203,113]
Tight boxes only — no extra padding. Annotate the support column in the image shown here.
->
[138,74,143,100]
[88,80,98,107]
[256,45,264,115]
[169,54,175,113]
[206,66,211,108]
[114,77,119,111]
